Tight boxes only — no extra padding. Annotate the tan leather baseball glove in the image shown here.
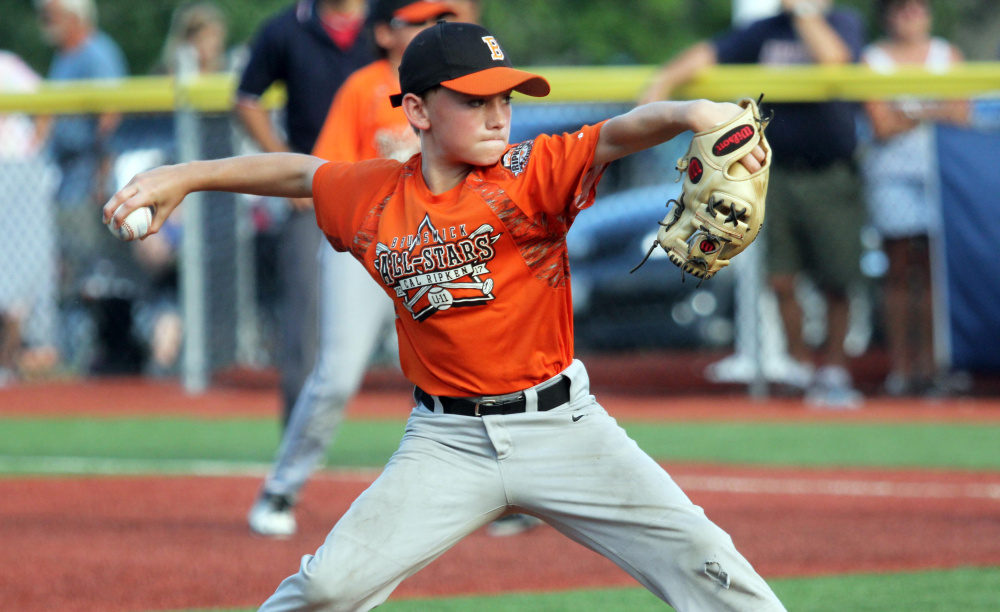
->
[634,96,772,281]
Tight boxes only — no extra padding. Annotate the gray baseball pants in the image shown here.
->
[258,361,786,612]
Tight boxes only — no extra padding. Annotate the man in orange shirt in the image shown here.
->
[246,0,456,541]
[106,22,784,612]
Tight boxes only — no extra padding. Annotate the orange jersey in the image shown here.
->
[312,122,608,396]
[312,59,419,163]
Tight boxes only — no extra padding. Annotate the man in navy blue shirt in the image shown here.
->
[642,0,867,408]
[235,2,371,426]
[235,0,373,537]
[236,0,373,157]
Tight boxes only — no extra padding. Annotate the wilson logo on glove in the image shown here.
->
[631,95,772,282]
[712,125,756,157]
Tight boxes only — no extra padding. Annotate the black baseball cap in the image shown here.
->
[370,0,455,26]
[389,22,550,107]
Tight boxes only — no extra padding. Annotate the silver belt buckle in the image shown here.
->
[473,393,522,416]
[474,398,498,416]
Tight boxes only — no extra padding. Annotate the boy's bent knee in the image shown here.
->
[668,516,784,611]
[677,519,737,568]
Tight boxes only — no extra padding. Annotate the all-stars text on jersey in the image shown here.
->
[374,215,502,321]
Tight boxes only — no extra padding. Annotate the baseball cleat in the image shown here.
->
[248,493,297,538]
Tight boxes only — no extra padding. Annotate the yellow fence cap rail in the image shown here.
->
[1,63,999,114]
[533,63,1000,103]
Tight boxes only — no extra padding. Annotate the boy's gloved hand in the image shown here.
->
[634,96,772,281]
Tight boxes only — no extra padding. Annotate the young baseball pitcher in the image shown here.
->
[105,21,783,612]
[310,0,544,539]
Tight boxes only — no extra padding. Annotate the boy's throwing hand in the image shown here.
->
[103,153,323,238]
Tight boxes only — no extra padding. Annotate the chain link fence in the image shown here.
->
[1,72,999,396]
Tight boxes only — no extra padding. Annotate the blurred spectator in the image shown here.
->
[129,205,183,376]
[0,50,60,384]
[0,51,43,158]
[234,0,373,423]
[862,0,969,396]
[120,1,233,377]
[35,0,128,288]
[34,0,136,374]
[158,1,230,74]
[642,0,867,408]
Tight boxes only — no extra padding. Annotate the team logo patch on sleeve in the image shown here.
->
[501,142,532,176]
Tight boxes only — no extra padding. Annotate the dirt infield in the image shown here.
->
[2,466,999,612]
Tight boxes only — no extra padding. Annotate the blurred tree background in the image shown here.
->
[3,0,998,77]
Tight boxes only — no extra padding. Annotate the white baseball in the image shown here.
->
[107,205,153,241]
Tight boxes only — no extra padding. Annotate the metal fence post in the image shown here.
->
[740,242,769,399]
[174,47,209,393]
[703,241,770,398]
[230,130,262,368]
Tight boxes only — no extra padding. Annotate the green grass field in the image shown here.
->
[3,413,999,611]
[373,567,1000,612]
[0,416,998,472]
[177,568,1000,612]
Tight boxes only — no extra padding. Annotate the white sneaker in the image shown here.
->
[248,493,297,538]
[487,514,544,537]
[779,359,816,389]
[806,365,862,410]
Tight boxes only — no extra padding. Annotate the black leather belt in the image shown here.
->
[416,376,571,417]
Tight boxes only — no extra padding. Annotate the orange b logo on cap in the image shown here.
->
[482,36,504,60]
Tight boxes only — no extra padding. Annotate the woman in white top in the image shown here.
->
[862,0,969,396]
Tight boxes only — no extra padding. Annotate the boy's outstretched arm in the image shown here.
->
[593,100,764,171]
[103,153,325,236]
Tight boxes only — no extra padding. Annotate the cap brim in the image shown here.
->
[393,2,455,24]
[441,67,550,100]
